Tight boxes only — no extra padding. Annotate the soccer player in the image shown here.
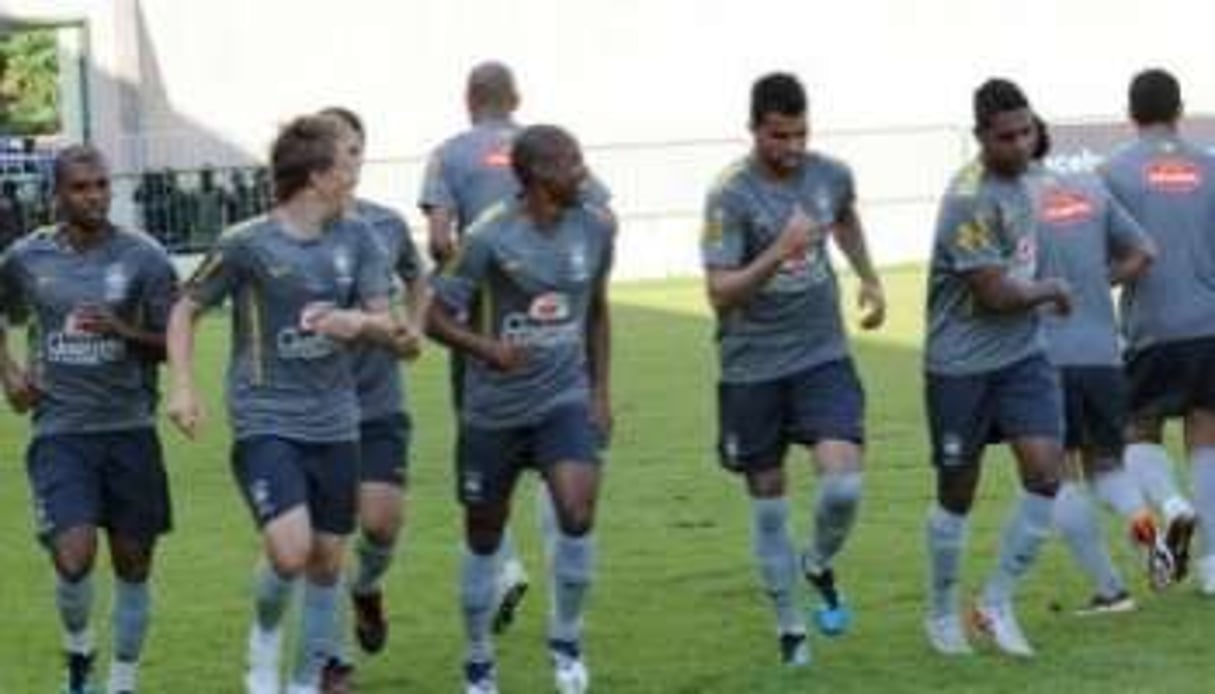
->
[1030,117,1170,610]
[426,124,614,694]
[0,145,178,694]
[1099,68,1215,591]
[313,107,426,688]
[165,115,399,694]
[420,60,553,632]
[922,79,1070,657]
[700,72,884,666]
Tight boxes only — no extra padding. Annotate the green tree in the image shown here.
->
[0,30,60,135]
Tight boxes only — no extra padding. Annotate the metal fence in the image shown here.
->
[0,125,977,275]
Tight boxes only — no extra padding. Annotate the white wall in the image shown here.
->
[8,0,1215,276]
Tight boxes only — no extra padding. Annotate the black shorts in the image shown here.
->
[358,413,411,487]
[717,358,865,473]
[1126,336,1215,420]
[456,402,602,506]
[1060,366,1126,454]
[26,428,172,545]
[231,436,359,535]
[925,354,1063,468]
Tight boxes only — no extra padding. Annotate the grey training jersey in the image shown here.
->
[349,200,421,422]
[419,118,521,234]
[925,161,1044,375]
[1100,130,1215,352]
[1034,169,1148,366]
[431,198,615,428]
[185,215,390,442]
[0,225,178,436]
[700,153,853,384]
[419,118,611,234]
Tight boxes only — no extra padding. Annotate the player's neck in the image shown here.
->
[1137,122,1178,138]
[59,221,110,252]
[274,197,330,240]
[521,193,564,230]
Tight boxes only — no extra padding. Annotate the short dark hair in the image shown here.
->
[1129,68,1181,126]
[1032,114,1051,160]
[973,78,1030,131]
[318,106,365,139]
[511,124,578,189]
[53,144,108,191]
[467,61,518,113]
[750,72,807,127]
[270,115,340,203]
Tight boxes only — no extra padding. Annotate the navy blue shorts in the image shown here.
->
[231,437,359,535]
[1127,336,1215,420]
[456,402,601,505]
[26,428,172,545]
[1060,366,1126,454]
[717,358,865,473]
[359,413,411,487]
[925,354,1063,468]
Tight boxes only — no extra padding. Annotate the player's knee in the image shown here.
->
[54,553,94,583]
[557,507,595,537]
[936,466,979,515]
[1125,416,1163,443]
[819,471,862,512]
[266,545,309,578]
[1021,470,1061,498]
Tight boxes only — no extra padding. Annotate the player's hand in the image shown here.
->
[305,303,366,341]
[429,229,458,265]
[1,362,40,413]
[73,304,132,338]
[391,324,423,362]
[858,280,886,330]
[166,386,202,439]
[1042,278,1073,316]
[485,341,527,373]
[775,205,816,260]
[590,389,613,443]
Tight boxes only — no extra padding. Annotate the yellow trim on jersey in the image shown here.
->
[244,286,265,386]
[949,160,985,197]
[954,218,994,253]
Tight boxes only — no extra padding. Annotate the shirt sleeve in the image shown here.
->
[418,147,456,212]
[353,228,392,306]
[136,243,180,332]
[700,186,747,270]
[431,232,493,313]
[184,232,241,309]
[0,247,27,325]
[1102,186,1150,254]
[937,193,1007,272]
[392,216,422,284]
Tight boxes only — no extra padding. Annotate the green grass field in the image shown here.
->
[1,266,1213,692]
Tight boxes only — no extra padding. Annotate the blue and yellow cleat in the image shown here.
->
[813,601,852,636]
[803,565,852,637]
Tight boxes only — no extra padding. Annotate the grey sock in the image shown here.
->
[292,580,339,687]
[537,484,559,567]
[351,534,396,597]
[751,497,803,634]
[462,547,498,664]
[926,504,968,619]
[254,564,297,632]
[1092,466,1147,519]
[1126,443,1185,510]
[805,471,862,572]
[550,531,595,643]
[1190,447,1215,558]
[111,579,150,663]
[55,573,94,652]
[982,493,1054,605]
[495,529,520,569]
[1054,482,1125,597]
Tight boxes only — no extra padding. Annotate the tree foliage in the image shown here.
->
[0,30,60,135]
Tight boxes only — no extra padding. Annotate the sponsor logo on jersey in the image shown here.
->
[528,292,571,323]
[104,263,129,303]
[483,147,511,168]
[1144,157,1203,193]
[1040,188,1095,225]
